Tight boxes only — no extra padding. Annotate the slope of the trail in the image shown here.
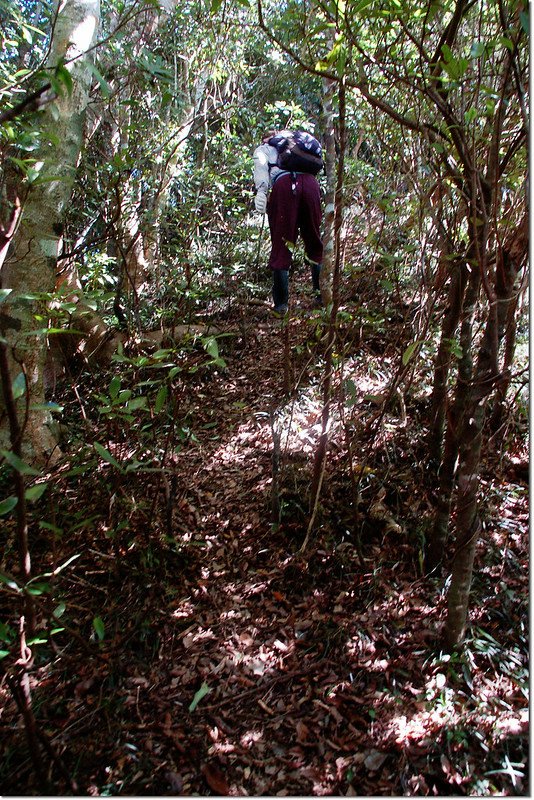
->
[96,297,450,797]
[133,298,526,798]
[1,282,528,797]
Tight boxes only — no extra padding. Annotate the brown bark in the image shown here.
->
[428,256,468,467]
[489,214,528,432]
[426,258,480,572]
[443,215,526,645]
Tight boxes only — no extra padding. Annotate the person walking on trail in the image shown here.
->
[253,129,324,316]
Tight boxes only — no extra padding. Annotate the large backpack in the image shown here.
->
[268,130,324,176]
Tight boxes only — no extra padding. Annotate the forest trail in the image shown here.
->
[109,279,446,797]
[3,274,528,797]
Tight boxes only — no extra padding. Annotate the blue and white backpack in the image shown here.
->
[268,130,324,176]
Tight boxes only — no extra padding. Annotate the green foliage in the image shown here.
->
[188,681,211,712]
[92,615,105,641]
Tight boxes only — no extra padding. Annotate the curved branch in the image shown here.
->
[0,83,52,125]
[256,0,445,141]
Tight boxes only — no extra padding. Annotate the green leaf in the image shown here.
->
[88,61,111,98]
[202,337,219,359]
[25,483,48,502]
[446,339,463,358]
[127,396,147,411]
[352,0,374,12]
[1,450,39,476]
[54,61,73,97]
[498,36,514,51]
[26,582,50,596]
[211,0,223,11]
[344,378,358,407]
[0,496,18,515]
[442,54,469,79]
[20,327,81,338]
[402,341,421,366]
[92,616,105,641]
[0,450,40,476]
[20,25,33,44]
[0,289,12,304]
[464,107,477,123]
[93,442,122,470]
[520,10,529,36]
[155,384,168,413]
[7,155,35,174]
[109,375,121,399]
[0,622,15,643]
[0,572,20,590]
[441,43,453,63]
[54,602,66,618]
[470,41,485,58]
[189,681,211,712]
[29,402,64,412]
[12,372,26,400]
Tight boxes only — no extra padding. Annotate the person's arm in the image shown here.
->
[253,144,276,213]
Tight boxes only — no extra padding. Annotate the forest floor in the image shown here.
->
[0,267,529,797]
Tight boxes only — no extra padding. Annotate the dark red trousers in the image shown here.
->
[267,173,323,270]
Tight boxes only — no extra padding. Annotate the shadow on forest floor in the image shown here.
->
[0,273,529,796]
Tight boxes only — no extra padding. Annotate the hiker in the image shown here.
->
[253,129,324,315]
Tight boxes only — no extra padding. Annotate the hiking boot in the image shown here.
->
[272,304,288,318]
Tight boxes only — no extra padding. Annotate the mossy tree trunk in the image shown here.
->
[1,0,101,463]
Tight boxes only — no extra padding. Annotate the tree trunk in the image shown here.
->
[428,256,468,466]
[489,214,528,433]
[301,76,347,553]
[444,215,527,647]
[320,74,337,307]
[426,261,480,572]
[1,0,101,463]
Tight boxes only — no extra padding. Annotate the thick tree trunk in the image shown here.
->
[1,0,100,463]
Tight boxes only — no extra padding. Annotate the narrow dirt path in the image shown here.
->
[113,285,526,797]
[3,278,528,796]
[102,290,453,797]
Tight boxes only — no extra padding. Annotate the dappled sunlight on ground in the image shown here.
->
[2,287,528,796]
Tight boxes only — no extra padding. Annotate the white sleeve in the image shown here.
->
[253,144,277,193]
